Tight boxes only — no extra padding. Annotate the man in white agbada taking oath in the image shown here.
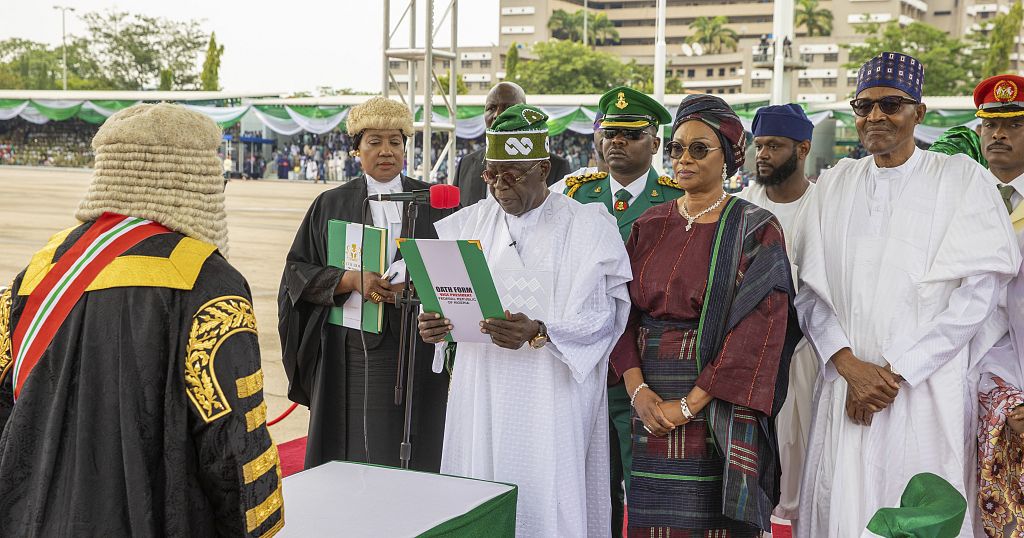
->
[418,104,632,537]
[794,51,1021,537]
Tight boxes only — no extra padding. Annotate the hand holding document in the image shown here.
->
[398,239,505,344]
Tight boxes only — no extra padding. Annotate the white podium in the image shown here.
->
[278,461,517,537]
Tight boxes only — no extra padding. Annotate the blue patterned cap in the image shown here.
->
[856,52,925,101]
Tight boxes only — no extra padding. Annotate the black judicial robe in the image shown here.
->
[0,223,283,537]
[278,175,450,471]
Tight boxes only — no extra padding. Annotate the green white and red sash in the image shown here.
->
[10,213,170,400]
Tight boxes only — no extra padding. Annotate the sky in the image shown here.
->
[0,0,500,94]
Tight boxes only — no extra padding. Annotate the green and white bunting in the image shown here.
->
[327,220,387,334]
[397,239,505,344]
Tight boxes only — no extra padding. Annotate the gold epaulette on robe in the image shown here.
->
[19,227,217,296]
[564,171,609,198]
[657,175,684,191]
[185,296,258,423]
[0,286,12,381]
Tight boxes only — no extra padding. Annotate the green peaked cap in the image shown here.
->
[485,104,550,161]
[862,473,967,538]
[598,85,673,129]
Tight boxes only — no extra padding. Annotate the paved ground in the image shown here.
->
[0,167,330,442]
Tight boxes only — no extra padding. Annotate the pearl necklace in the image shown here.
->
[680,191,728,231]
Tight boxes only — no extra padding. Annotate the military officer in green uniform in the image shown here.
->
[550,85,684,537]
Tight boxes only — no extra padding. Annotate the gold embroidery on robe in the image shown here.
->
[246,484,283,532]
[185,296,257,423]
[245,401,268,432]
[258,517,284,538]
[243,443,280,484]
[236,369,264,399]
[0,286,12,381]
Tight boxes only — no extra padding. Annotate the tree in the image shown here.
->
[547,9,580,41]
[975,1,1024,78]
[159,69,173,90]
[688,16,739,54]
[511,40,633,94]
[79,10,208,90]
[0,37,103,90]
[200,32,224,91]
[588,12,620,45]
[846,20,977,95]
[795,0,834,37]
[436,69,469,95]
[546,9,620,46]
[315,86,376,96]
[622,60,685,94]
[506,43,520,80]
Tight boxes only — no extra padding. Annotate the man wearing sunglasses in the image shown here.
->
[794,52,1021,537]
[418,104,631,536]
[550,85,683,537]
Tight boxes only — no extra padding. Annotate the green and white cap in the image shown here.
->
[485,104,550,162]
[861,473,967,538]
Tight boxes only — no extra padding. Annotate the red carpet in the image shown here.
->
[277,436,307,477]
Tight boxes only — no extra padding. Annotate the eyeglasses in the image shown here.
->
[481,161,543,187]
[665,140,723,161]
[849,96,919,117]
[601,128,651,141]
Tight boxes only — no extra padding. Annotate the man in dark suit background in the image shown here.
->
[452,82,570,207]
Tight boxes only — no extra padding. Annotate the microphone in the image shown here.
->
[367,184,461,209]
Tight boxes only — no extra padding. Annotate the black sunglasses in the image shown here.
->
[601,128,650,141]
[849,96,919,117]
[665,140,723,161]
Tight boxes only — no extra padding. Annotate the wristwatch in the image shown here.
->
[529,320,549,349]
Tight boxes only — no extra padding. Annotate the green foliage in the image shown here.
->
[512,40,656,94]
[315,87,375,96]
[80,10,208,90]
[623,61,686,94]
[506,43,519,80]
[795,0,834,37]
[159,69,173,90]
[846,21,977,96]
[0,37,103,90]
[975,1,1024,78]
[547,9,620,45]
[688,16,739,54]
[437,69,469,95]
[0,10,211,91]
[200,32,224,91]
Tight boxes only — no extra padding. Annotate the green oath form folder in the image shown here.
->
[396,239,505,344]
[327,219,387,333]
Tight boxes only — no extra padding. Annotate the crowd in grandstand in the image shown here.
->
[0,118,97,167]
[0,119,748,189]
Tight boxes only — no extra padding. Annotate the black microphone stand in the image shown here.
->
[393,200,421,470]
